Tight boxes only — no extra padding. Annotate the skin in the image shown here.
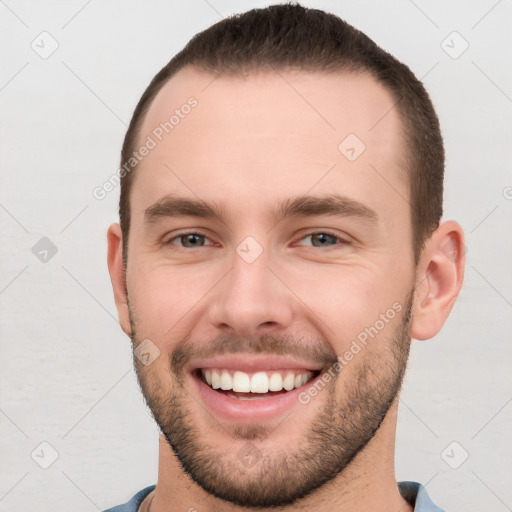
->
[107,67,465,511]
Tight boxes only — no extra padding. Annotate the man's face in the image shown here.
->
[124,68,417,507]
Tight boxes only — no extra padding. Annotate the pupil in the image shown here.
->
[314,233,334,246]
[186,234,202,246]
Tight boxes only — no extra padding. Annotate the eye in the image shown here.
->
[163,231,349,250]
[165,232,214,248]
[296,232,349,248]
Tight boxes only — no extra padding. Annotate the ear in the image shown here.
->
[107,222,132,337]
[411,220,465,340]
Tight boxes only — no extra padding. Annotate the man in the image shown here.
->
[105,4,465,511]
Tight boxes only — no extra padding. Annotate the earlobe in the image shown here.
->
[411,221,465,341]
[107,223,132,337]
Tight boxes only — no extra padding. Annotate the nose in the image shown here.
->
[207,246,294,337]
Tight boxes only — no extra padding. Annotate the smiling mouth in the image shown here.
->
[195,368,321,400]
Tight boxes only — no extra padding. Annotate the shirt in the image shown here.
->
[102,481,446,511]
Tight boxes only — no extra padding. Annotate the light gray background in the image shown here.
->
[1,1,511,510]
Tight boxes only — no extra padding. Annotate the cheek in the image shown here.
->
[127,263,215,339]
[288,263,406,350]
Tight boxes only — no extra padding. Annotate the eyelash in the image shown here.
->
[163,230,350,249]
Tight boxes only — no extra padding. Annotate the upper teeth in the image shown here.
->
[201,369,315,393]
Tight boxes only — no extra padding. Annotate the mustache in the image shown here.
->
[170,332,339,377]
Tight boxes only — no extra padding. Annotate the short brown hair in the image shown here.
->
[119,3,444,266]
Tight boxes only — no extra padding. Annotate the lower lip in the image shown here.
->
[191,371,321,423]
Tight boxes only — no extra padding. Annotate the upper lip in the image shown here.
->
[187,354,324,373]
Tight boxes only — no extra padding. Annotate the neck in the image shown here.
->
[149,401,412,512]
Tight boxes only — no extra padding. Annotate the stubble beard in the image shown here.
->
[129,293,413,508]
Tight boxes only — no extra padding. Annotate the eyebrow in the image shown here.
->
[144,193,378,226]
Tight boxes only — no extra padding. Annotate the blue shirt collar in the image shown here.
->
[103,481,445,511]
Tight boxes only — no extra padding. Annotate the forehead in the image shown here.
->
[140,66,403,152]
[133,66,407,222]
